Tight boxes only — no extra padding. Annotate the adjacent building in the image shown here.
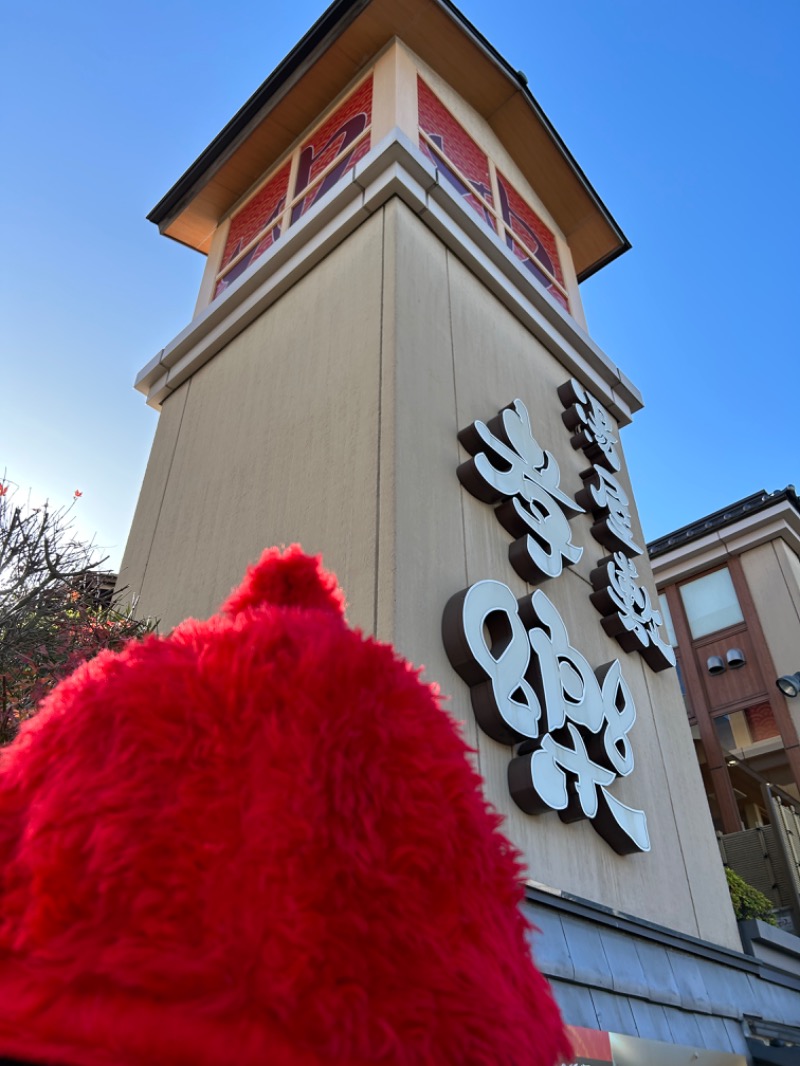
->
[650,488,800,937]
[118,1,800,1061]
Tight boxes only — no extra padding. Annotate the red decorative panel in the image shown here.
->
[746,702,780,743]
[496,169,568,310]
[215,161,291,298]
[562,1026,613,1066]
[417,78,495,228]
[290,76,373,225]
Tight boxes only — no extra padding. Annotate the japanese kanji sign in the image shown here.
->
[590,553,676,672]
[442,579,650,855]
[457,399,584,583]
[444,389,673,854]
[559,378,673,671]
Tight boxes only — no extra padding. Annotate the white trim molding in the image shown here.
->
[650,499,800,587]
[135,130,643,422]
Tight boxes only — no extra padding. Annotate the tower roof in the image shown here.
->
[148,0,629,281]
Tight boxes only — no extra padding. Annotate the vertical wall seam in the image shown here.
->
[138,379,192,626]
[772,540,800,630]
[445,248,478,775]
[373,206,386,637]
[445,251,467,586]
[643,666,704,939]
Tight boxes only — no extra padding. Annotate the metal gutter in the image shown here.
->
[575,240,632,284]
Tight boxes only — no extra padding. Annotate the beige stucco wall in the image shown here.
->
[740,539,800,742]
[379,199,738,948]
[118,209,385,635]
[120,196,740,949]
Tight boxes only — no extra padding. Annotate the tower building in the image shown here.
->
[120,2,800,1060]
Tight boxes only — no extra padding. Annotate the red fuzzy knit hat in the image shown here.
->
[0,546,569,1066]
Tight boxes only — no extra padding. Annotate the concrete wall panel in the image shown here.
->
[382,199,478,749]
[122,197,741,951]
[741,540,800,742]
[385,201,739,947]
[121,210,386,633]
[116,388,187,610]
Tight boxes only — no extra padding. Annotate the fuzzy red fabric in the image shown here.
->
[0,546,570,1066]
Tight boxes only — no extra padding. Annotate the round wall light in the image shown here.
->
[776,671,800,698]
[707,656,726,676]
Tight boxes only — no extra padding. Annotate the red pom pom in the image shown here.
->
[221,544,345,617]
[0,545,569,1066]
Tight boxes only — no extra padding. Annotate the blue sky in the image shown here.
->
[3,1,798,569]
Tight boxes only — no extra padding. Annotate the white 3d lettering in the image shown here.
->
[443,579,650,855]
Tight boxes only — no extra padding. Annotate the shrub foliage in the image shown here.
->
[725,865,778,925]
[0,482,155,745]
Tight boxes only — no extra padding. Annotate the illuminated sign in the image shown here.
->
[442,389,672,854]
[442,577,649,855]
[559,379,674,672]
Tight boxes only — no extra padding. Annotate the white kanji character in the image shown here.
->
[442,579,541,744]
[590,553,676,672]
[558,377,621,472]
[457,399,583,582]
[577,466,642,557]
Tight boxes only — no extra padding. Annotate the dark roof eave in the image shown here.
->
[147,0,372,230]
[147,0,630,269]
[647,486,800,559]
[576,240,631,284]
[433,0,629,258]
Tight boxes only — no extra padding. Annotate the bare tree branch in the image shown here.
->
[0,481,156,745]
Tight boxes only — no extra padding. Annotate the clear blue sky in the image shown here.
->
[3,1,798,569]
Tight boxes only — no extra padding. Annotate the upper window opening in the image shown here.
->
[679,567,744,639]
[417,78,569,311]
[214,77,373,300]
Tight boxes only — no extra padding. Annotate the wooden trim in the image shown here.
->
[664,584,742,833]
[393,41,422,141]
[418,129,569,299]
[496,217,568,301]
[280,146,302,238]
[287,125,372,211]
[370,44,399,142]
[418,128,499,217]
[216,215,284,283]
[194,218,230,316]
[673,650,696,721]
[691,619,748,651]
[216,122,372,285]
[370,41,419,143]
[487,157,503,240]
